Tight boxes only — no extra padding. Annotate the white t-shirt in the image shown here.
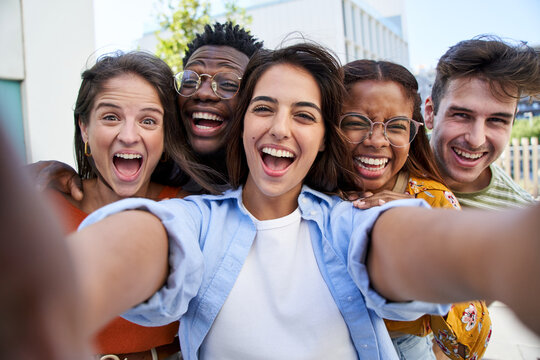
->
[199,207,357,359]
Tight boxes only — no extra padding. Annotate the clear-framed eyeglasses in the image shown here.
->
[173,70,242,99]
[339,113,423,148]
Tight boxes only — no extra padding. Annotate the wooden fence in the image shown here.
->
[495,137,539,198]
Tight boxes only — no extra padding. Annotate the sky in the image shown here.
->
[93,0,540,71]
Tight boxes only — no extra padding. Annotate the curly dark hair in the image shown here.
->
[182,21,263,67]
[431,35,540,114]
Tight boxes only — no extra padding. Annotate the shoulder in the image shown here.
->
[456,164,535,209]
[406,176,461,209]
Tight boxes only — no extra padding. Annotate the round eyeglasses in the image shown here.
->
[173,70,242,99]
[339,113,423,148]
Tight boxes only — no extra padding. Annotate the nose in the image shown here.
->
[465,120,486,148]
[362,122,389,148]
[193,75,219,101]
[269,111,291,140]
[117,120,140,145]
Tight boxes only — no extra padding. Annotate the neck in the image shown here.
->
[447,167,492,193]
[242,178,301,221]
[80,178,159,213]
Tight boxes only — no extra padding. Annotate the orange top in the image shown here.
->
[47,185,185,353]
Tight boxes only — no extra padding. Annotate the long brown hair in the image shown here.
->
[343,59,446,184]
[226,43,359,197]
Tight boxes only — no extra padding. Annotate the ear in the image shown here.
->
[78,117,89,142]
[424,96,435,130]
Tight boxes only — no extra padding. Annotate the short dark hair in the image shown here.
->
[182,22,263,67]
[343,59,446,185]
[431,35,540,114]
[226,42,359,197]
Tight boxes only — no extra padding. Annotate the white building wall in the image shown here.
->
[2,0,95,165]
[241,0,347,62]
[0,0,25,80]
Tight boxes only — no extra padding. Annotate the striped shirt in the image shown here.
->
[454,164,535,210]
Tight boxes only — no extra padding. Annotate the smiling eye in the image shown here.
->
[295,112,316,123]
[252,105,272,113]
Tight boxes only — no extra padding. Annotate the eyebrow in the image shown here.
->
[447,105,513,119]
[250,96,322,114]
[186,60,241,72]
[95,102,164,116]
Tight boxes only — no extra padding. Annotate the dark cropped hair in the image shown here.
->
[343,59,446,185]
[74,51,220,192]
[183,22,263,67]
[226,42,359,197]
[431,35,540,114]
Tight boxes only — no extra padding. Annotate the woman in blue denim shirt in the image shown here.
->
[73,43,540,360]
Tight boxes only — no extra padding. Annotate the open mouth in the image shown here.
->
[260,146,295,175]
[354,156,389,171]
[113,152,142,180]
[452,147,485,162]
[192,112,225,131]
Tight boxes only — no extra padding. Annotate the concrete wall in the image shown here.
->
[2,0,95,165]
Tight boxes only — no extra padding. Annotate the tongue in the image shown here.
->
[196,119,221,128]
[264,154,292,171]
[114,157,140,177]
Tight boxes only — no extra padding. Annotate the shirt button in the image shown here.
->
[361,344,368,349]
[310,210,316,216]
[347,296,353,302]
[301,197,308,204]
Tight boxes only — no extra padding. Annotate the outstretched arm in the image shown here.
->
[368,204,540,334]
[26,160,84,200]
[0,129,87,359]
[68,209,169,334]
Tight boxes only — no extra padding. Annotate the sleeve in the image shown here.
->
[79,197,205,326]
[430,301,492,359]
[346,199,451,321]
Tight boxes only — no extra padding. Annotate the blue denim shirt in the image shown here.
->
[80,185,449,360]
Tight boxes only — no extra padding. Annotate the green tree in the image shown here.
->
[155,0,252,74]
[511,115,540,141]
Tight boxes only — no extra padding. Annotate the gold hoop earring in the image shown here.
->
[84,141,91,157]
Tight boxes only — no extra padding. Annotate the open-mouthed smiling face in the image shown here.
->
[178,45,250,155]
[342,80,412,192]
[242,64,325,219]
[79,73,164,198]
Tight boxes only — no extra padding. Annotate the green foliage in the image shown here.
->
[511,115,540,141]
[154,0,252,74]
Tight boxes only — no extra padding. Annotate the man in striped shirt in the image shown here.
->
[424,36,540,209]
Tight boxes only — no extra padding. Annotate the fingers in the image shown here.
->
[353,198,386,209]
[69,175,84,201]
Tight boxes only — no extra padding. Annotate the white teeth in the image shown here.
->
[354,156,388,171]
[195,124,214,130]
[356,156,388,166]
[261,147,294,158]
[192,112,224,122]
[115,153,142,160]
[454,148,483,160]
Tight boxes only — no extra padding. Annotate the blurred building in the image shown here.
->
[140,0,410,67]
[1,0,95,165]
